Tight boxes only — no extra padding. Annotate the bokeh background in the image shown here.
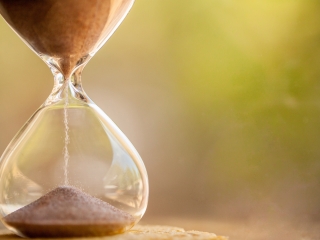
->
[1,1,320,239]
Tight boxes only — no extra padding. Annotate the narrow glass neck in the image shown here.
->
[44,66,89,107]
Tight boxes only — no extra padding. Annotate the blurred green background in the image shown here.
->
[1,1,320,239]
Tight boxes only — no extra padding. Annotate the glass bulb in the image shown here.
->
[0,0,148,237]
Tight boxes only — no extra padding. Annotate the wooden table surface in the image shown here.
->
[0,218,319,240]
[140,217,320,240]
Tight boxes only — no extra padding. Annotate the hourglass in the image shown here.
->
[0,0,148,238]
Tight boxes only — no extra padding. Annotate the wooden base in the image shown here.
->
[0,225,228,239]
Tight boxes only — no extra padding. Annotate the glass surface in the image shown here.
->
[0,0,148,237]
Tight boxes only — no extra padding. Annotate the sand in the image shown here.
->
[0,0,132,77]
[3,186,135,238]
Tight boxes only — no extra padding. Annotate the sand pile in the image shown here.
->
[3,186,135,237]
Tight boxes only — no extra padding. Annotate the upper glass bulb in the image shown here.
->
[0,0,148,238]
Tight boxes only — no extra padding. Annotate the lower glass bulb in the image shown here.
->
[0,70,148,237]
